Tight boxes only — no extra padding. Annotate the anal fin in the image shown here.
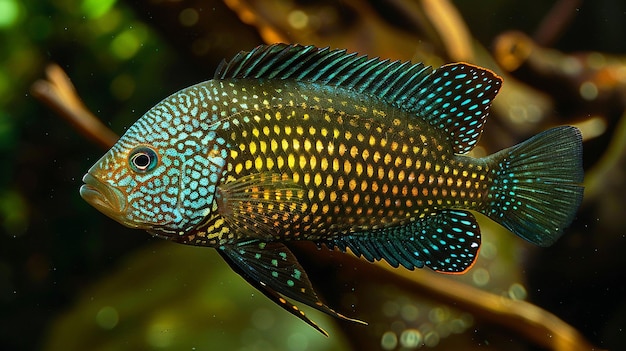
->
[328,210,481,273]
[218,240,366,336]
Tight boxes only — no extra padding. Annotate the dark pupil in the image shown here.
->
[133,153,151,169]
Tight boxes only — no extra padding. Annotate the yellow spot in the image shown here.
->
[320,157,329,171]
[285,126,292,135]
[397,170,405,182]
[263,126,270,136]
[282,139,289,151]
[418,174,426,184]
[388,169,395,181]
[350,146,359,158]
[309,126,316,135]
[235,163,243,174]
[304,174,311,186]
[367,164,374,177]
[362,149,370,160]
[425,161,431,170]
[327,142,335,155]
[326,175,334,187]
[296,126,304,135]
[373,151,381,162]
[266,157,275,169]
[276,156,284,168]
[349,179,357,191]
[259,140,267,153]
[299,155,307,169]
[377,167,385,179]
[345,131,353,140]
[355,162,363,176]
[317,189,325,200]
[357,133,365,142]
[310,155,317,170]
[338,144,347,156]
[330,191,337,202]
[337,177,345,189]
[384,153,392,164]
[353,193,360,204]
[369,135,376,146]
[249,141,257,154]
[288,154,296,168]
[332,158,340,172]
[394,157,403,167]
[304,139,312,152]
[245,160,253,170]
[254,157,264,171]
[344,160,352,174]
[252,128,260,137]
[361,180,368,191]
[435,164,441,172]
[316,140,324,153]
[274,125,281,135]
[372,182,379,192]
[333,128,341,139]
[293,172,300,183]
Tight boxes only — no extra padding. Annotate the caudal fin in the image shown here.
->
[482,126,583,246]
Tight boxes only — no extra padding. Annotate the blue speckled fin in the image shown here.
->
[407,63,502,153]
[328,210,481,273]
[216,173,307,240]
[218,240,366,336]
[481,126,584,246]
[215,44,502,153]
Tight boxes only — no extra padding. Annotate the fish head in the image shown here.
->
[80,108,228,239]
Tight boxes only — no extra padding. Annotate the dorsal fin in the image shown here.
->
[215,44,502,153]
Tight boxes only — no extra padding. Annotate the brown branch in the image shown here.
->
[30,64,118,150]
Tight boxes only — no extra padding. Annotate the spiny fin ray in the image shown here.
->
[215,44,501,153]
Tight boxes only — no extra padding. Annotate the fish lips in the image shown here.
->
[80,173,129,226]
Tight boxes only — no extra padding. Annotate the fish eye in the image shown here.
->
[129,146,159,173]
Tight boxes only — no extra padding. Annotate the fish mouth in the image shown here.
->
[80,173,130,226]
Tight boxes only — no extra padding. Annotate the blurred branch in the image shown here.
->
[533,0,582,46]
[34,64,603,351]
[31,64,118,150]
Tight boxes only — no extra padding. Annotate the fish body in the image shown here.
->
[80,44,584,335]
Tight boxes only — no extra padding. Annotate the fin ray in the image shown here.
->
[219,241,366,336]
[482,126,584,246]
[215,44,501,153]
[328,210,481,273]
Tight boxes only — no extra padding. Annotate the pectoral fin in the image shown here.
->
[216,173,307,240]
[218,240,366,336]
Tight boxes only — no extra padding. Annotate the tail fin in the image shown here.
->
[482,126,583,246]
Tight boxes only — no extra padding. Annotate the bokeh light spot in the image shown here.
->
[0,0,20,28]
[81,0,117,19]
[95,306,119,330]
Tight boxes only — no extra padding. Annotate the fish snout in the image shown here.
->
[80,173,127,223]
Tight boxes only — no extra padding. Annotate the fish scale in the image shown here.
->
[80,44,584,336]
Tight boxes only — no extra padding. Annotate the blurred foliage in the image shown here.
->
[1,0,626,350]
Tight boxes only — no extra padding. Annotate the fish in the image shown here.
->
[79,43,584,336]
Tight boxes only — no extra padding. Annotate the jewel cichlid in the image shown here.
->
[80,44,584,336]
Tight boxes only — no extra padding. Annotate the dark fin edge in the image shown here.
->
[218,241,366,336]
[215,44,502,154]
[326,210,481,274]
[481,126,584,246]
